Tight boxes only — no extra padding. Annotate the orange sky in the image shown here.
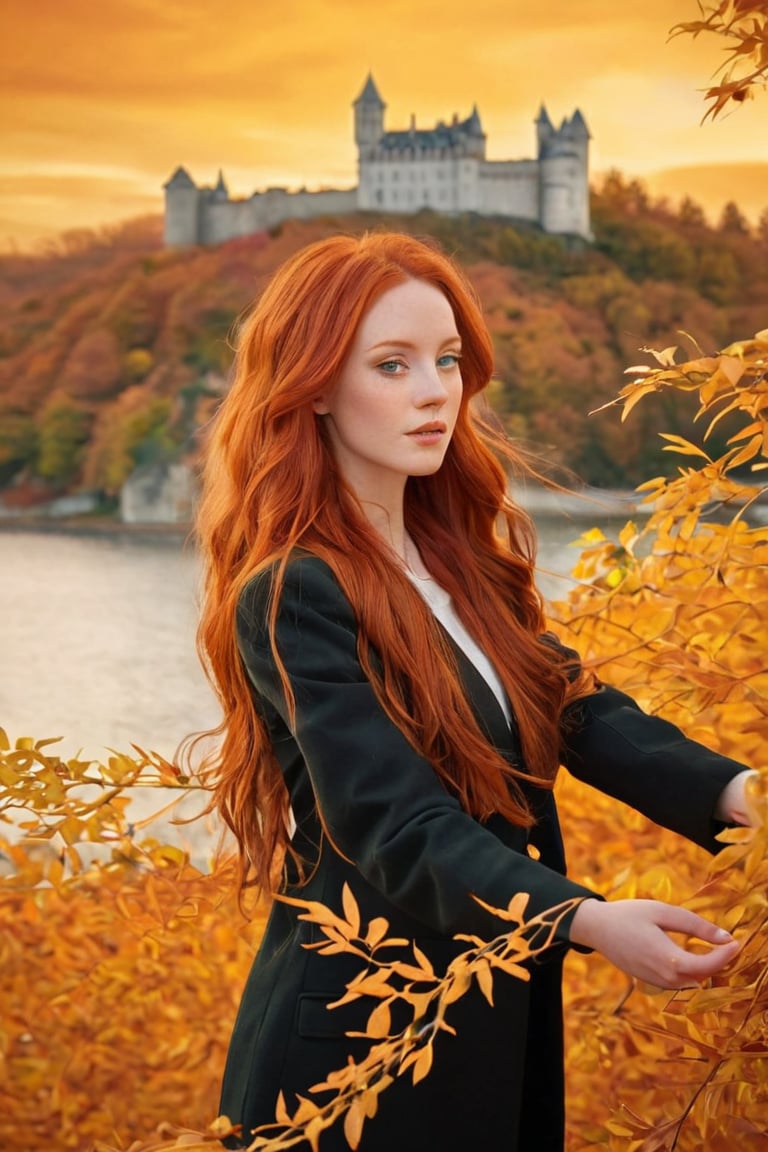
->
[2,0,766,250]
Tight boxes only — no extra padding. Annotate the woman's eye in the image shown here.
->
[378,359,404,374]
[437,352,461,369]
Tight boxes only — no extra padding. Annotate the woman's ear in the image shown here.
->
[312,396,330,415]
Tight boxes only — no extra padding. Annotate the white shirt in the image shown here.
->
[406,571,512,725]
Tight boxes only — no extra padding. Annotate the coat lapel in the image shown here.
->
[439,627,520,765]
[441,625,567,874]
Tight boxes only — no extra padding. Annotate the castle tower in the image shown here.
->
[353,73,386,156]
[163,166,201,246]
[539,109,591,238]
[535,104,554,153]
[212,169,229,201]
[464,104,486,159]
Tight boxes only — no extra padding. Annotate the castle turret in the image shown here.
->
[567,109,589,142]
[464,104,486,159]
[163,166,201,246]
[353,73,385,156]
[539,109,591,239]
[535,104,554,154]
[212,169,229,201]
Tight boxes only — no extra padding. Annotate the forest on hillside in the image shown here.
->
[0,174,767,505]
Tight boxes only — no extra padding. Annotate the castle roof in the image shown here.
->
[536,104,554,128]
[354,73,384,106]
[380,109,484,152]
[466,104,483,135]
[163,165,196,190]
[567,108,590,138]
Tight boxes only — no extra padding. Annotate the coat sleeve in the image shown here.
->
[236,556,597,945]
[561,684,749,853]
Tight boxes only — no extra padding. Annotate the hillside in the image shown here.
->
[1,177,766,505]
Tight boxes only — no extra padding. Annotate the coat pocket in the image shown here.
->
[296,991,374,1040]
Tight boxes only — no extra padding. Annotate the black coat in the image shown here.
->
[220,556,745,1152]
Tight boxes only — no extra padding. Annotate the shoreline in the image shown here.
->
[0,484,645,542]
[1,482,764,540]
[0,514,193,543]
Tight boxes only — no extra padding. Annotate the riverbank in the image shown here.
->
[0,484,645,539]
[0,512,192,543]
[1,481,764,539]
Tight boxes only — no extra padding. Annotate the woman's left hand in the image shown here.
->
[714,769,759,826]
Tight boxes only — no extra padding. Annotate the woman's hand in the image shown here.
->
[569,898,741,989]
[714,768,759,826]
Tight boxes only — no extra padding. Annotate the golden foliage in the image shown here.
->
[670,2,768,120]
[551,329,768,1148]
[0,732,265,1151]
[2,724,766,1149]
[557,329,768,768]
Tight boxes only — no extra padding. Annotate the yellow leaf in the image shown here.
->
[659,433,712,460]
[342,882,361,939]
[411,1044,434,1085]
[365,1001,391,1039]
[411,943,435,977]
[475,961,494,1006]
[343,1097,365,1150]
[364,916,390,949]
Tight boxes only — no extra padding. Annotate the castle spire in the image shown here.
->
[354,73,386,152]
[213,169,229,199]
[467,103,483,134]
[163,165,196,190]
[535,103,553,127]
[568,109,590,139]
[354,72,384,106]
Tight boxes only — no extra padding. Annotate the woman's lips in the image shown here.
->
[407,420,446,441]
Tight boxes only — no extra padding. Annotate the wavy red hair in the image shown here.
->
[192,231,592,895]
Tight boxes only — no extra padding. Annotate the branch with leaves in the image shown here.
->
[218,887,579,1152]
[670,1,768,120]
[0,727,203,870]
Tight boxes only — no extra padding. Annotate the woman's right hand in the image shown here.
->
[568,898,741,989]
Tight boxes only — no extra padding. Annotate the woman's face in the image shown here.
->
[313,278,463,504]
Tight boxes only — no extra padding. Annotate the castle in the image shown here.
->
[163,75,591,247]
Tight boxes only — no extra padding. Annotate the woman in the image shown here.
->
[194,232,754,1151]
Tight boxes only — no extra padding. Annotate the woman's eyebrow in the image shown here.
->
[367,336,462,352]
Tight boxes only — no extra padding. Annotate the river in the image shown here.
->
[0,500,636,857]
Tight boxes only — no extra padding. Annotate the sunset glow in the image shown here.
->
[2,0,766,249]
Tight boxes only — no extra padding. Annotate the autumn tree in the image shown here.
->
[59,326,123,403]
[35,390,92,486]
[0,411,36,486]
[82,386,176,496]
[718,199,750,234]
[677,195,707,228]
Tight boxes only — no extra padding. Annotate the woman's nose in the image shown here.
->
[414,364,449,408]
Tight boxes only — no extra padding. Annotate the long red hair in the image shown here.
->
[193,231,592,894]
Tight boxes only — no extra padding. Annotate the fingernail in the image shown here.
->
[715,928,733,942]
